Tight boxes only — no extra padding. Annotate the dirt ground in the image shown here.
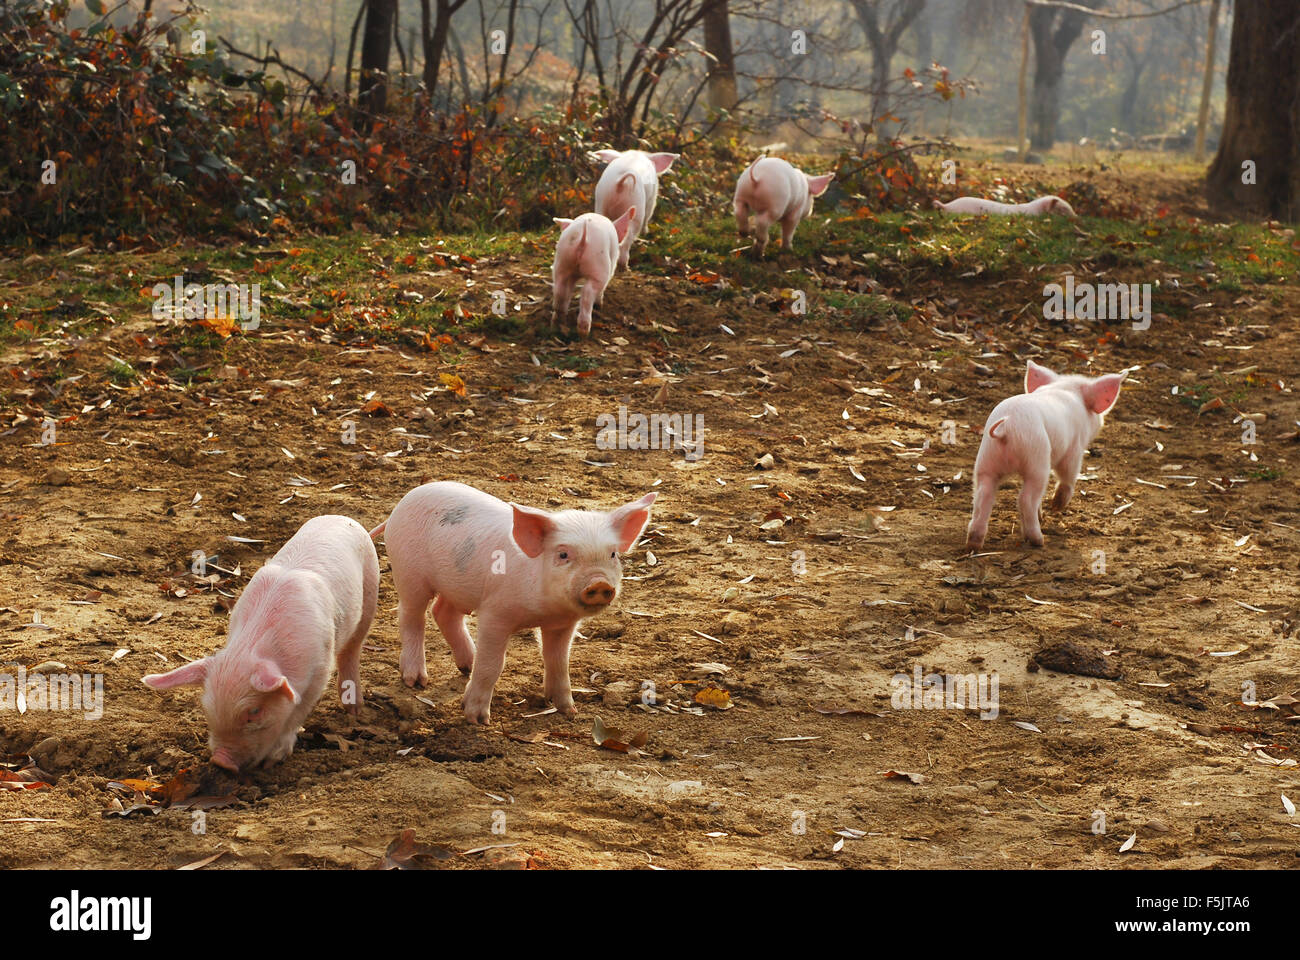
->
[2,162,1299,870]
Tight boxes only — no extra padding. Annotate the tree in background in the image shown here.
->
[359,0,397,127]
[1205,0,1300,220]
[848,0,926,138]
[1027,0,1101,150]
[420,0,470,106]
[702,0,738,115]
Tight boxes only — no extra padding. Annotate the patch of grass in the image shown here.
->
[1246,466,1282,481]
[820,289,911,328]
[107,357,138,384]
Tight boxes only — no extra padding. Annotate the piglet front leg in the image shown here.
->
[462,611,514,724]
[541,623,578,718]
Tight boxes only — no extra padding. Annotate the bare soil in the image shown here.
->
[2,166,1299,870]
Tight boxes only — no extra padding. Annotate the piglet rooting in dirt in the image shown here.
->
[142,515,379,772]
[934,195,1077,218]
[967,360,1126,551]
[733,156,835,258]
[370,481,656,725]
[551,208,635,336]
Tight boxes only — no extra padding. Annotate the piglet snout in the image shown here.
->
[581,580,616,607]
[211,747,241,773]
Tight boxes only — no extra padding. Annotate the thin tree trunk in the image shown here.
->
[1194,0,1221,162]
[359,0,397,127]
[1017,3,1030,158]
[345,0,367,103]
[702,0,738,114]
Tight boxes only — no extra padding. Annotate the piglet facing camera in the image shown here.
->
[966,360,1125,551]
[371,481,656,725]
[142,515,379,772]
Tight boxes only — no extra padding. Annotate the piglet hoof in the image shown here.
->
[1025,535,1045,549]
[402,671,428,689]
[965,538,983,553]
[457,665,471,677]
[463,703,492,725]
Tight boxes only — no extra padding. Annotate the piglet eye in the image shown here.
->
[247,707,262,722]
[559,551,568,560]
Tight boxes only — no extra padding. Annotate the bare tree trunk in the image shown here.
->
[421,0,468,106]
[359,0,398,127]
[1027,0,1100,151]
[345,0,367,103]
[1206,0,1300,219]
[1016,2,1030,158]
[1194,0,1221,162]
[849,0,926,143]
[702,0,738,114]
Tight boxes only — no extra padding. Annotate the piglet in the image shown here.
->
[370,481,656,724]
[551,208,635,336]
[967,360,1125,550]
[934,195,1076,218]
[590,149,679,269]
[142,515,379,772]
[733,156,835,258]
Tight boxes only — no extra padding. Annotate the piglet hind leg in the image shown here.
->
[576,281,600,336]
[336,628,365,715]
[966,471,999,551]
[779,214,798,252]
[1049,449,1085,512]
[337,563,379,715]
[541,624,578,718]
[397,591,432,688]
[432,594,475,675]
[461,611,513,724]
[1018,465,1050,547]
[551,277,574,328]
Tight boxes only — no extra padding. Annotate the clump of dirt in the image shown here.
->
[1030,641,1123,680]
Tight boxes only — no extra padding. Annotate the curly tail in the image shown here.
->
[986,416,1009,440]
[368,521,387,540]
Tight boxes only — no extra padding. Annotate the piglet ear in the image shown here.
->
[1025,359,1057,393]
[806,172,834,197]
[142,659,209,690]
[511,503,555,558]
[613,206,637,243]
[1082,373,1125,415]
[553,217,574,230]
[251,661,299,703]
[588,149,621,165]
[609,492,656,553]
[649,152,678,174]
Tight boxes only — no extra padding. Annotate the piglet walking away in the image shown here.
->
[934,195,1076,218]
[551,208,635,336]
[967,360,1125,550]
[590,149,678,269]
[734,156,835,258]
[370,481,656,724]
[142,515,379,772]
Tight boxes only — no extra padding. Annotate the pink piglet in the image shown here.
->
[967,360,1125,550]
